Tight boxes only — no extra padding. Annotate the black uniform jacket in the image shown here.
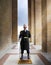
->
[19,30,31,50]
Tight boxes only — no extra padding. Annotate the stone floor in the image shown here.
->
[0,42,51,65]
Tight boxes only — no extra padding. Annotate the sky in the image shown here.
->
[18,0,28,26]
[18,0,28,35]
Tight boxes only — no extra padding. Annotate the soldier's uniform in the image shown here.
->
[19,30,31,59]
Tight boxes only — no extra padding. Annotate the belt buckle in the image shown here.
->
[24,37,28,38]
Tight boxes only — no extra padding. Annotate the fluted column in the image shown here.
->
[41,0,47,52]
[12,0,18,43]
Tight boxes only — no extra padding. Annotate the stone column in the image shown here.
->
[0,21,2,49]
[12,0,18,43]
[47,0,51,52]
[34,0,36,45]
[41,0,47,52]
[28,0,32,42]
[0,0,12,50]
[35,0,42,45]
[31,0,35,43]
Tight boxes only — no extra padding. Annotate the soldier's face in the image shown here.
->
[23,24,27,30]
[24,25,27,30]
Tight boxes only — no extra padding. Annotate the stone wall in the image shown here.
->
[0,0,12,50]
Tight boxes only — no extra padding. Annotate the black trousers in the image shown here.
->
[21,49,29,54]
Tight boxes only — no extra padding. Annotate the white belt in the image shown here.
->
[24,37,28,38]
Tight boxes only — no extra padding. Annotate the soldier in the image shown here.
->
[19,24,31,59]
